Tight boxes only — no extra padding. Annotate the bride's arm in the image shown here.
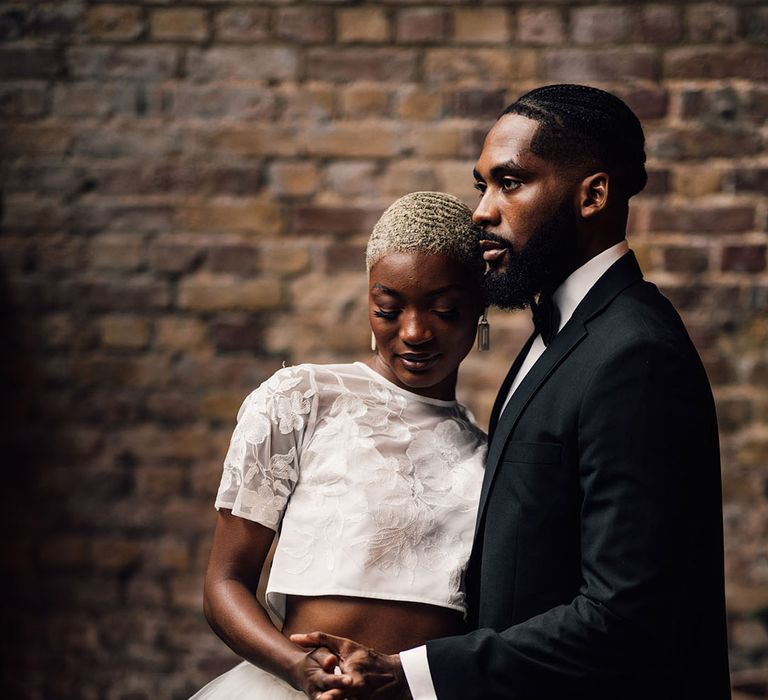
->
[203,509,352,698]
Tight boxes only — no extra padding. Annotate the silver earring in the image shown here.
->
[371,331,377,352]
[477,308,490,351]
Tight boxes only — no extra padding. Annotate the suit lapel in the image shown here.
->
[488,332,536,442]
[475,251,644,534]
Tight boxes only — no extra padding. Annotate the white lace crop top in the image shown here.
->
[215,362,487,621]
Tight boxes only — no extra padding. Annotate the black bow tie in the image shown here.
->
[530,292,560,346]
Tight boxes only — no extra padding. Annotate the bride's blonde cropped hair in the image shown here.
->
[365,191,484,277]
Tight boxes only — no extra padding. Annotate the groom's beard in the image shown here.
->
[481,204,577,310]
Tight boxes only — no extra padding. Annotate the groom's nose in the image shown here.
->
[472,191,501,229]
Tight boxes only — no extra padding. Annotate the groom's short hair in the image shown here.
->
[501,84,647,199]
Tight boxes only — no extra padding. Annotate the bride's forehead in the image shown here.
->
[369,251,470,291]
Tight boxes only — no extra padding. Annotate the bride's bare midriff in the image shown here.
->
[281,595,467,655]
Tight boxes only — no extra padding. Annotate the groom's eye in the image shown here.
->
[473,181,487,195]
[501,177,521,192]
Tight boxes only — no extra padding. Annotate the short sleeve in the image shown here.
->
[215,365,317,531]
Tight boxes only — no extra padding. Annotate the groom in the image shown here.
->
[295,84,731,699]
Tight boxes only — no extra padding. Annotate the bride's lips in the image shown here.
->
[398,353,441,372]
[479,239,509,263]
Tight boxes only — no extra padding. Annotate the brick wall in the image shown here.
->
[1,1,766,698]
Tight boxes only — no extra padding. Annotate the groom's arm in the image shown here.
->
[425,336,717,699]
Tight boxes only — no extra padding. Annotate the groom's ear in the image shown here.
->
[577,172,609,219]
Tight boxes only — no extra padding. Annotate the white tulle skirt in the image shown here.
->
[190,660,306,700]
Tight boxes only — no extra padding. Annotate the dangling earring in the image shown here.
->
[477,308,490,351]
[370,331,377,352]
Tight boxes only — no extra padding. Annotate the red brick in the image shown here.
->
[275,7,332,43]
[214,7,270,42]
[341,83,391,118]
[396,8,445,44]
[644,169,670,195]
[665,48,768,80]
[663,246,710,273]
[324,161,379,198]
[207,240,259,274]
[638,5,683,43]
[269,161,320,197]
[325,243,367,273]
[165,84,276,120]
[517,8,565,44]
[90,233,144,271]
[100,315,152,350]
[151,8,209,42]
[259,241,312,275]
[191,125,298,158]
[620,87,669,120]
[306,48,417,82]
[302,122,401,158]
[677,126,763,160]
[571,6,634,44]
[337,7,390,43]
[177,199,283,236]
[687,4,740,42]
[453,8,510,44]
[0,47,65,79]
[731,169,768,193]
[150,235,205,274]
[382,160,439,197]
[53,82,135,118]
[448,89,506,119]
[186,47,298,82]
[0,82,47,117]
[648,205,755,234]
[67,46,179,79]
[721,246,767,273]
[745,6,768,42]
[293,206,382,237]
[178,274,284,311]
[395,85,442,120]
[424,48,526,83]
[1,124,72,156]
[210,314,263,352]
[86,5,144,41]
[543,48,658,82]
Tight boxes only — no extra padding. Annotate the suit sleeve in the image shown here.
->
[426,339,702,699]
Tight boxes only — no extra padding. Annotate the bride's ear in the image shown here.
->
[577,172,609,219]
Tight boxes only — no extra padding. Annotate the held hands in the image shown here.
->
[290,632,412,700]
[289,644,355,700]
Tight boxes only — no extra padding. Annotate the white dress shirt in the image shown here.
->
[399,240,631,700]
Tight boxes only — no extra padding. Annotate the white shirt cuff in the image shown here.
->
[400,645,438,700]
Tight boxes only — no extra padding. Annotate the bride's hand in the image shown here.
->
[291,632,411,700]
[289,645,356,700]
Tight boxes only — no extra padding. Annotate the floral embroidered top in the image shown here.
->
[215,362,487,621]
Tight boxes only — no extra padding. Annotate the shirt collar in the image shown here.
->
[552,240,630,332]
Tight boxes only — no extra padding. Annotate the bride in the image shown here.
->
[192,191,488,699]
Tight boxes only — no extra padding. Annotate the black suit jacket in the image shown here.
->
[427,252,730,699]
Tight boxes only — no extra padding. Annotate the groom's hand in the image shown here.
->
[290,632,412,700]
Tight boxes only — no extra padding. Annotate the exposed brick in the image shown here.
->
[665,48,768,80]
[0,82,47,117]
[677,126,763,160]
[207,240,259,274]
[150,235,205,274]
[91,539,144,571]
[277,82,335,121]
[86,5,144,41]
[324,161,379,198]
[571,6,634,44]
[193,125,298,158]
[259,241,312,275]
[722,246,767,273]
[730,169,768,194]
[176,200,283,236]
[269,161,320,198]
[186,47,297,82]
[210,315,263,352]
[448,89,506,119]
[337,7,390,43]
[517,8,565,45]
[325,243,366,273]
[163,84,276,120]
[381,160,439,197]
[408,122,472,157]
[100,315,151,350]
[275,7,332,44]
[1,124,72,156]
[453,8,510,44]
[90,234,145,271]
[671,166,722,197]
[293,206,382,236]
[0,7,26,41]
[178,274,284,311]
[638,4,683,43]
[0,47,65,79]
[395,85,442,120]
[620,87,668,120]
[664,246,710,273]
[424,48,528,83]
[687,3,740,43]
[341,83,391,118]
[745,6,768,42]
[306,48,417,82]
[53,82,135,118]
[151,8,209,42]
[214,7,270,42]
[648,205,755,234]
[302,122,401,158]
[67,46,179,79]
[396,8,446,44]
[156,317,207,350]
[543,48,658,82]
